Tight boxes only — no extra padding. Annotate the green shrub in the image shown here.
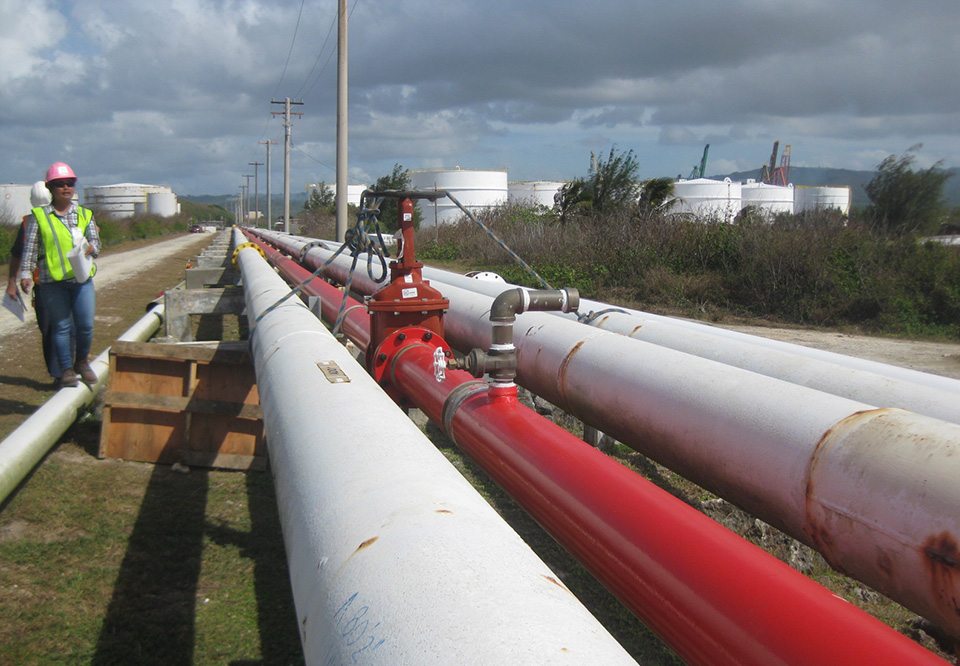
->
[409,205,960,339]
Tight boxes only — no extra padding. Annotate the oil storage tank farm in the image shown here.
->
[670,177,742,223]
[740,180,794,219]
[84,183,179,219]
[409,167,508,226]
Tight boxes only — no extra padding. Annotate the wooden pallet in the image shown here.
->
[99,340,265,470]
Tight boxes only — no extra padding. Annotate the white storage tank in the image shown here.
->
[794,186,851,215]
[508,180,565,208]
[311,183,366,207]
[84,183,175,219]
[740,180,794,218]
[409,168,509,226]
[670,178,742,223]
[147,191,178,217]
[0,184,32,225]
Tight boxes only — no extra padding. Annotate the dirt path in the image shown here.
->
[721,323,960,380]
[0,232,214,339]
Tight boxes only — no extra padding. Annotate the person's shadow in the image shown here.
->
[0,373,54,393]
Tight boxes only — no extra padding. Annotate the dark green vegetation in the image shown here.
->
[417,148,960,339]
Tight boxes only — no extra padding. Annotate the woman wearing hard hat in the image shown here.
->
[19,162,101,389]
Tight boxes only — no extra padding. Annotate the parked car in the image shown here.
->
[189,224,202,233]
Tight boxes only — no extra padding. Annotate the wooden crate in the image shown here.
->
[99,340,265,470]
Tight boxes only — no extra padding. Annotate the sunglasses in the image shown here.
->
[49,179,76,188]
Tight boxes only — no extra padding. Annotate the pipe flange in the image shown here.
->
[232,242,265,266]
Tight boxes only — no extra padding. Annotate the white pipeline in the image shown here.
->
[232,231,637,664]
[0,305,165,505]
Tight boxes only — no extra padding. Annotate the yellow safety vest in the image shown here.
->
[32,206,96,282]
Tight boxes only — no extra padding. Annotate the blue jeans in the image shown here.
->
[35,279,95,377]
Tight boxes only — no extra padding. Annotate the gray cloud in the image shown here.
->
[0,0,957,194]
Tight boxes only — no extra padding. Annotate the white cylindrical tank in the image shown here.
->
[670,178,742,223]
[508,180,565,208]
[84,183,175,219]
[794,186,851,215]
[147,191,178,217]
[315,183,366,207]
[0,184,32,225]
[409,168,509,226]
[740,180,794,218]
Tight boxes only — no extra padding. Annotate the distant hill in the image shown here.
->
[710,166,960,208]
[182,192,308,214]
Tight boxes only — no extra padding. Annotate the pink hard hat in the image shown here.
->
[45,162,76,184]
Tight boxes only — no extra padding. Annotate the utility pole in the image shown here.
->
[336,0,349,242]
[238,186,245,225]
[259,139,276,230]
[249,161,262,227]
[271,97,304,233]
[242,175,253,225]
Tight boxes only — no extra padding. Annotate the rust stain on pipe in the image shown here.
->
[556,340,586,404]
[922,532,960,618]
[803,408,896,569]
[354,536,379,553]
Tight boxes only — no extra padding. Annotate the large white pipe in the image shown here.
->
[232,231,637,664]
[0,305,164,504]
[421,265,960,396]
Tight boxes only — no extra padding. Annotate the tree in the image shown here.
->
[865,145,951,235]
[638,177,675,214]
[369,163,421,231]
[304,182,334,211]
[556,146,641,220]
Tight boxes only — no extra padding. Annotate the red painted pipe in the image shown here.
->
[247,231,946,664]
[389,342,945,666]
[243,232,370,350]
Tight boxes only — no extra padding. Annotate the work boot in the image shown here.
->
[60,368,79,388]
[75,359,97,385]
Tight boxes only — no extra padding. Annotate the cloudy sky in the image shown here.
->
[2,0,958,196]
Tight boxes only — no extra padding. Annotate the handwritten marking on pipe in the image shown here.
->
[324,592,387,665]
[435,508,453,514]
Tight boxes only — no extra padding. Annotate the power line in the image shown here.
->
[300,0,361,100]
[272,0,307,99]
[295,10,338,99]
[293,145,335,174]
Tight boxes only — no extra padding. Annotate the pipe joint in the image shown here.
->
[462,346,517,384]
[468,287,579,385]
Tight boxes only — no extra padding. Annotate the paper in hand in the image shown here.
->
[2,291,27,322]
